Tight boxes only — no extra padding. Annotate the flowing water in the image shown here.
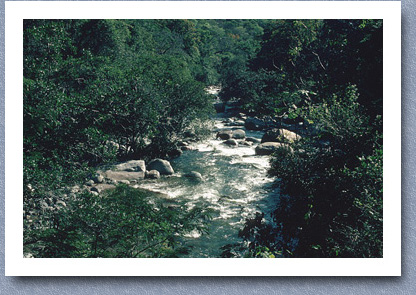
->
[134,117,280,257]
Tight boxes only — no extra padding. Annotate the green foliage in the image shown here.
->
[234,88,383,258]
[221,20,383,119]
[24,19,384,258]
[23,19,218,257]
[217,20,383,258]
[193,19,266,86]
[24,19,215,182]
[24,185,211,258]
[268,139,382,258]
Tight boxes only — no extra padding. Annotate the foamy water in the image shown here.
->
[134,118,280,257]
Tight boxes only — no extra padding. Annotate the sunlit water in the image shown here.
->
[134,118,280,257]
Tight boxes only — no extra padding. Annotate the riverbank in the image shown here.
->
[25,86,307,258]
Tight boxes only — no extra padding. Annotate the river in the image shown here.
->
[133,114,280,257]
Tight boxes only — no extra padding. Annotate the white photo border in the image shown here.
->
[5,1,401,276]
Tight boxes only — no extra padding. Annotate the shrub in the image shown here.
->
[24,185,212,258]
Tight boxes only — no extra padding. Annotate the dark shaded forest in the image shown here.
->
[24,19,382,258]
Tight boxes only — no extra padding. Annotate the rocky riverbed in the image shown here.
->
[77,110,302,257]
[26,87,305,258]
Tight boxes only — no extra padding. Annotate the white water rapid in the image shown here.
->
[133,117,280,257]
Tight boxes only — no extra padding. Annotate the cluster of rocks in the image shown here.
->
[82,159,174,195]
[255,128,301,155]
[24,157,203,226]
[215,114,302,156]
[82,156,206,196]
[216,128,257,148]
[213,95,307,156]
[214,100,307,135]
[261,128,301,143]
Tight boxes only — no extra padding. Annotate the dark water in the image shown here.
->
[134,118,280,257]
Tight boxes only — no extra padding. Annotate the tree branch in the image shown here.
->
[312,51,326,70]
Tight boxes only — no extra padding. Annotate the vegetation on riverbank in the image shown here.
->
[24,19,266,257]
[223,20,383,258]
[24,185,211,257]
[24,19,383,258]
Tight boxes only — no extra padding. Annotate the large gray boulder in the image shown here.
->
[103,170,145,181]
[147,159,174,175]
[255,142,293,155]
[114,160,146,172]
[261,128,301,143]
[232,129,246,139]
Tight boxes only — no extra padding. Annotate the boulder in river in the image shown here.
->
[224,139,238,146]
[232,129,246,139]
[184,171,203,181]
[147,159,174,175]
[103,170,145,181]
[146,170,161,179]
[114,160,146,172]
[216,130,233,140]
[261,128,301,143]
[255,142,293,155]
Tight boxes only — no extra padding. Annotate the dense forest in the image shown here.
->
[24,19,382,258]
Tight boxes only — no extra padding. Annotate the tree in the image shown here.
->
[221,20,383,258]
